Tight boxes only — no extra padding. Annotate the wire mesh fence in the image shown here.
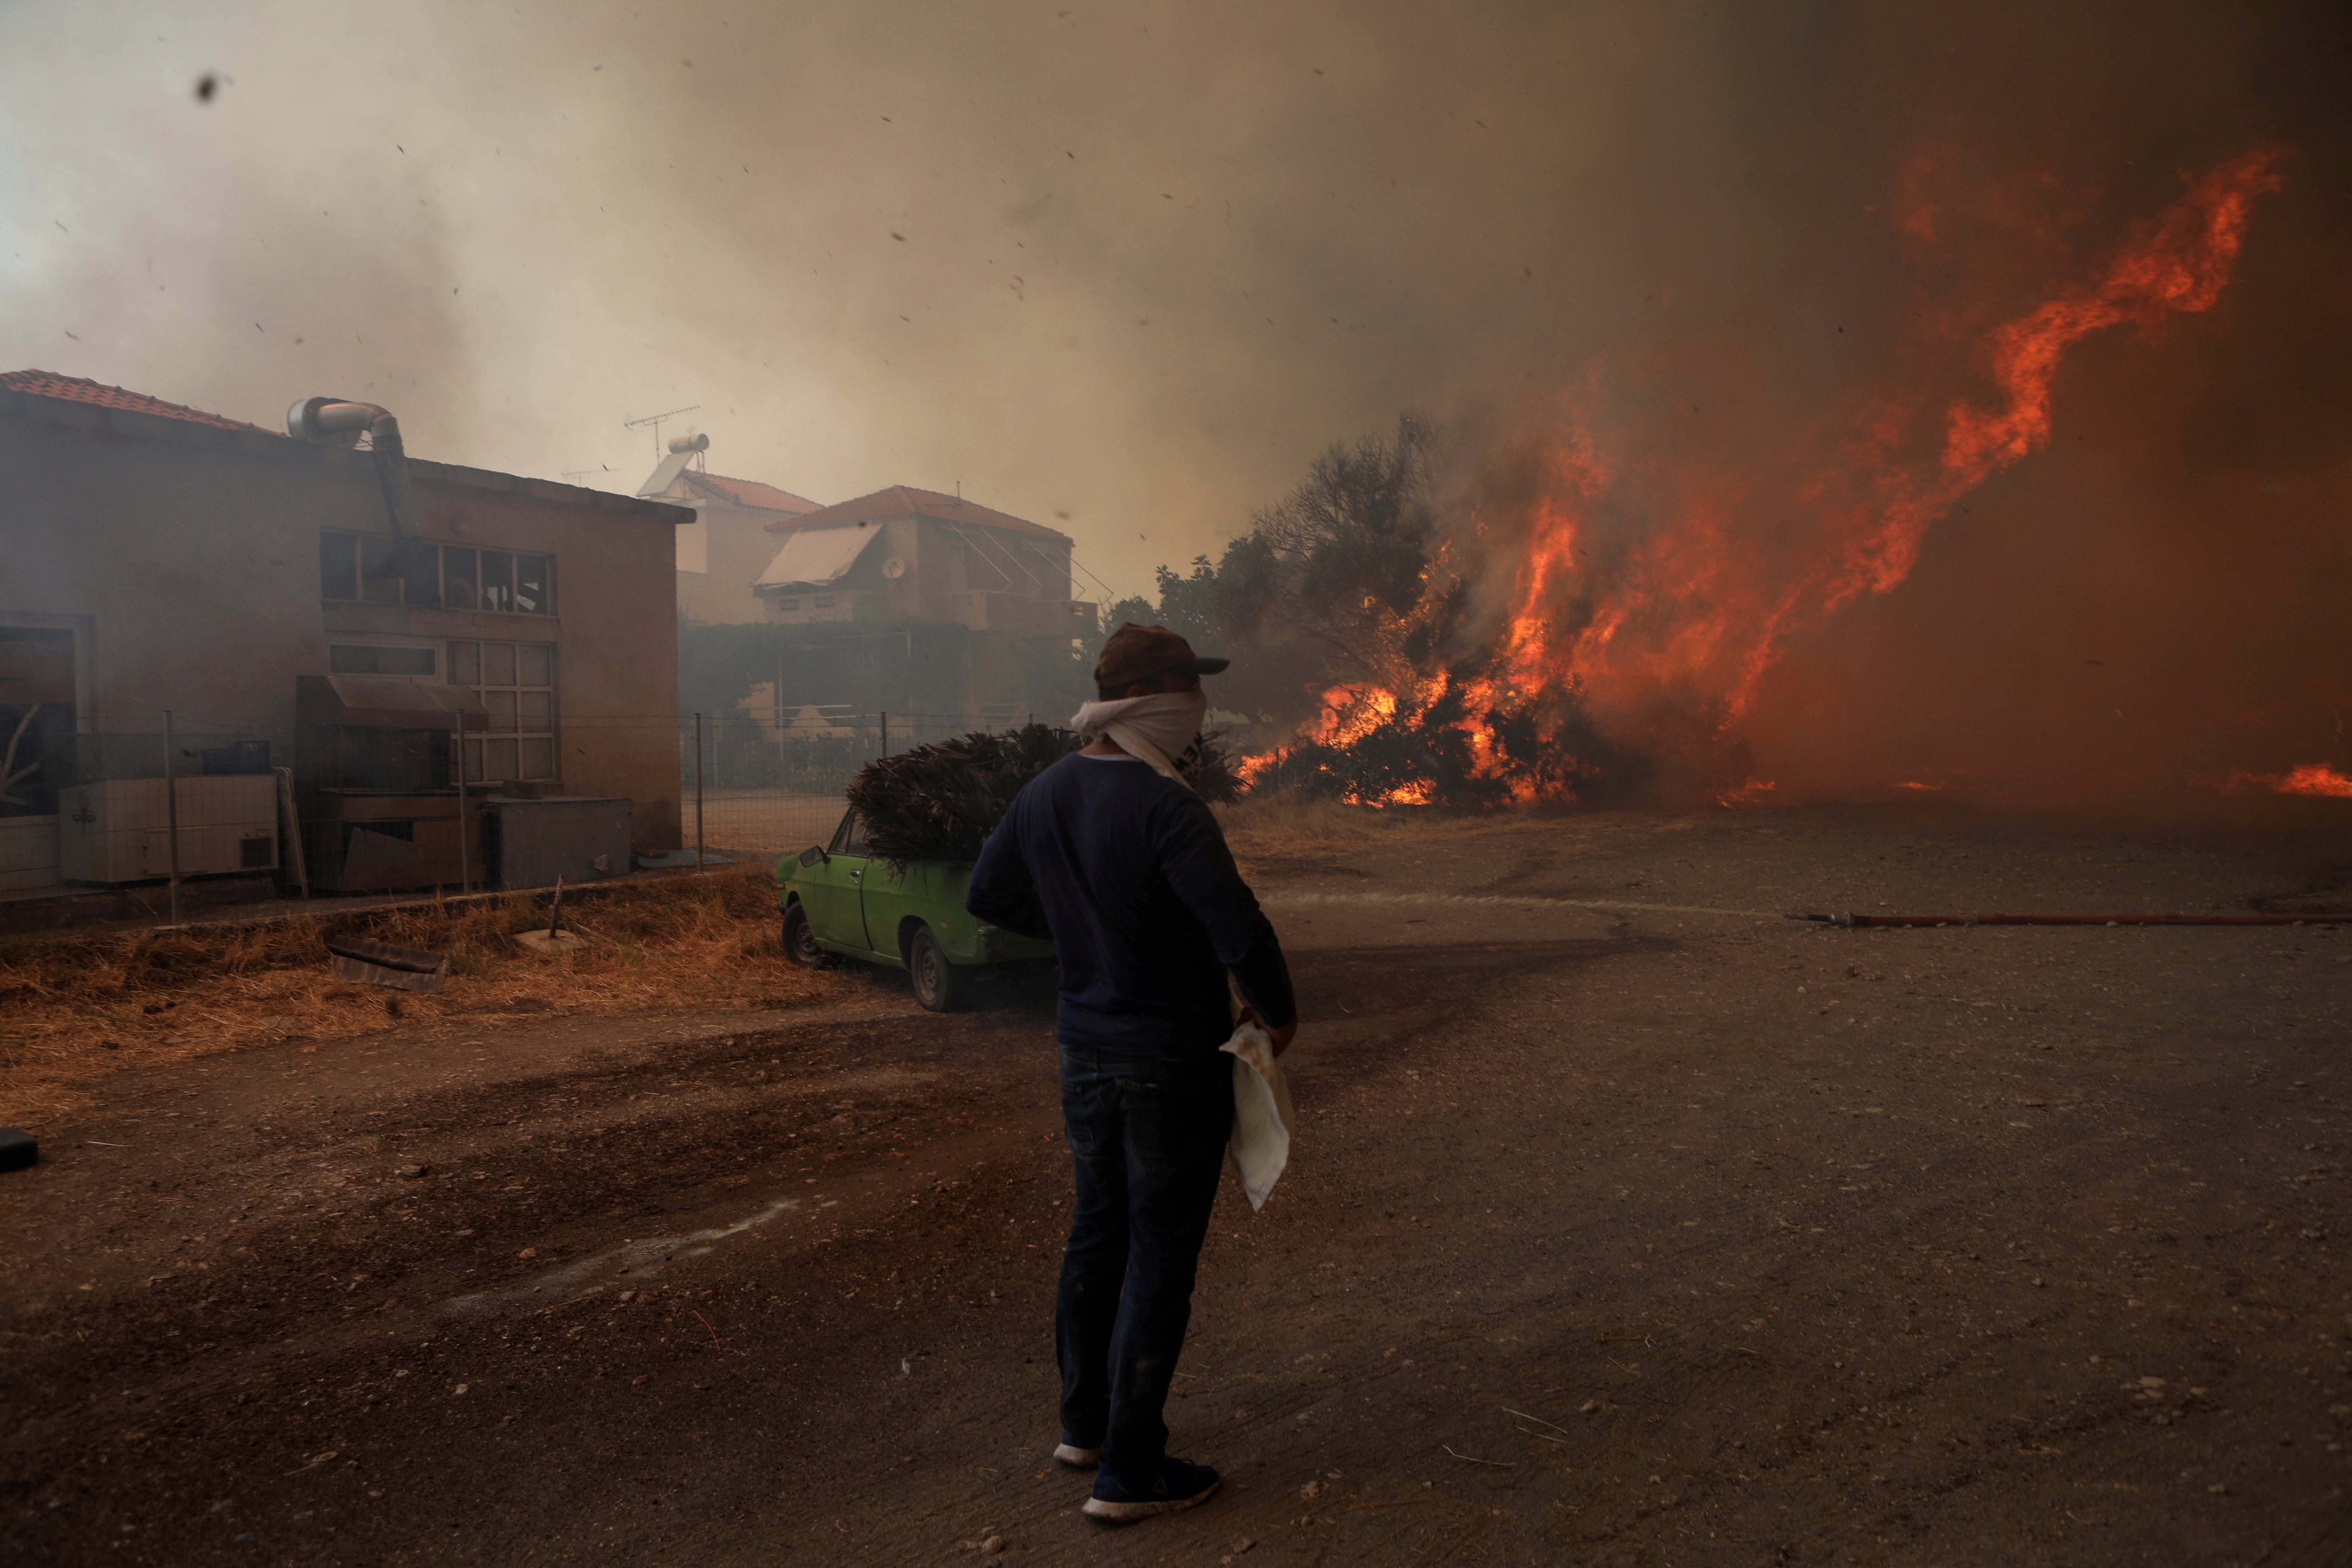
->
[0,707,1048,910]
[12,718,509,909]
[0,720,301,915]
[675,709,1045,856]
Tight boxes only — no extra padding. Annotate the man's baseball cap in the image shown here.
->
[1095,623,1230,689]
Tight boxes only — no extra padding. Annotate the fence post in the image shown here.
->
[880,710,888,761]
[454,706,471,896]
[693,711,706,875]
[163,709,181,926]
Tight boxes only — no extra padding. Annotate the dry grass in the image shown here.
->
[0,864,846,1128]
[0,804,1522,1129]
[1217,794,1508,873]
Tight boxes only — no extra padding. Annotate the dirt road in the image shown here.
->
[6,804,2351,1566]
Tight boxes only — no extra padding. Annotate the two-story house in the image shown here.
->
[636,433,823,625]
[750,485,1097,721]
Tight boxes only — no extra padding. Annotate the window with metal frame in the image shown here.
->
[447,639,557,781]
[320,531,555,615]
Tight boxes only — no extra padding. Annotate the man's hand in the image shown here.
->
[1240,1005,1298,1057]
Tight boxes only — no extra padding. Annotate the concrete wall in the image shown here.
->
[0,390,690,867]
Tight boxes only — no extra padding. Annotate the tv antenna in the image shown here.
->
[561,462,615,485]
[623,404,701,456]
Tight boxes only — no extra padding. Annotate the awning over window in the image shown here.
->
[756,524,882,589]
[297,674,491,729]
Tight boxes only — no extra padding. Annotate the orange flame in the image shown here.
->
[2278,764,2352,798]
[1307,684,1399,748]
[1488,145,2289,725]
[2231,763,2352,799]
[1714,777,1777,806]
[1239,147,2287,807]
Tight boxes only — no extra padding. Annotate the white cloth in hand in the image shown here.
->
[1221,1021,1294,1211]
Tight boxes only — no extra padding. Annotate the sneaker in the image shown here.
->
[1052,1441,1100,1469]
[1080,1457,1221,1524]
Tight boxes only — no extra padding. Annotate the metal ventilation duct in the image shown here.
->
[287,396,440,607]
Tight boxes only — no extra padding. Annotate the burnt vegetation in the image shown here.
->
[1114,412,1638,806]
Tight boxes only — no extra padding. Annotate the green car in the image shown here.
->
[776,805,1056,1012]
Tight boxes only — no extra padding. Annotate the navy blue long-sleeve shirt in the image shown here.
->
[966,752,1295,1060]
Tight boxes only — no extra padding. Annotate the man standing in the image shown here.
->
[967,624,1297,1525]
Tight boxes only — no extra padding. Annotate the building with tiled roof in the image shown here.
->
[639,437,1094,722]
[636,438,825,625]
[688,471,822,516]
[743,480,1094,723]
[752,483,1086,640]
[1,369,694,901]
[0,369,273,433]
[766,484,1065,541]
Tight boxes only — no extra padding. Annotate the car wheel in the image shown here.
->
[782,901,833,968]
[907,924,972,1013]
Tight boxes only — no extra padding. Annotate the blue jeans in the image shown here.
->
[1055,1045,1232,1480]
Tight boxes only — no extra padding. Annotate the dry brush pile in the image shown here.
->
[0,864,842,1126]
[847,723,1241,868]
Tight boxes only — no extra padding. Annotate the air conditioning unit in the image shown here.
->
[59,776,281,885]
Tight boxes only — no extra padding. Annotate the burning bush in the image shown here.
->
[1241,671,1645,808]
[1139,146,2289,812]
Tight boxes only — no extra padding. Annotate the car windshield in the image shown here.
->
[830,810,868,857]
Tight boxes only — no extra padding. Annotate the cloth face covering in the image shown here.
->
[1069,691,1209,788]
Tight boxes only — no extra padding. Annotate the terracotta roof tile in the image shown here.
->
[685,470,823,513]
[0,369,272,433]
[765,484,1066,540]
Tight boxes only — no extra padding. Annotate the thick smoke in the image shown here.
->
[1728,6,2352,810]
[0,7,479,443]
[1,1,2345,805]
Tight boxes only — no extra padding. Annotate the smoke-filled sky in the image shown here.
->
[0,2,2314,584]
[4,0,2347,796]
[8,0,1741,597]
